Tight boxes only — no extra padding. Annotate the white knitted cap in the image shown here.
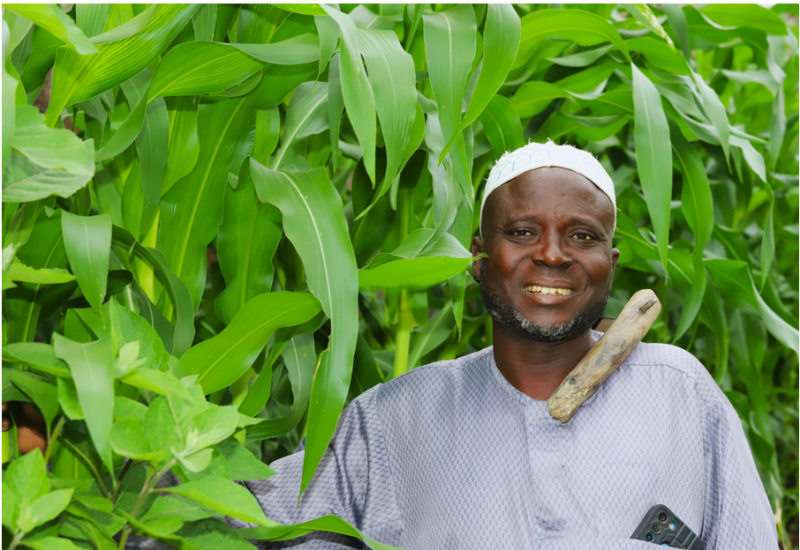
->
[480,141,616,234]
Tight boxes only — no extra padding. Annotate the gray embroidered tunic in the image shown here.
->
[239,339,777,549]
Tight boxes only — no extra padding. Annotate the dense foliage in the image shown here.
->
[1,3,798,549]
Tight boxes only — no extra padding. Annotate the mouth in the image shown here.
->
[525,285,574,296]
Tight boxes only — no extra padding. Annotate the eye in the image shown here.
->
[511,229,533,237]
[572,232,594,241]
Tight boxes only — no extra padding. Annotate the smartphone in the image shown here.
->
[630,504,704,549]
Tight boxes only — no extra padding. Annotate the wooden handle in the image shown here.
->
[548,289,661,423]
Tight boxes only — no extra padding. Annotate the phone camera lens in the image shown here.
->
[658,512,668,522]
[652,523,662,533]
[646,533,655,542]
[669,522,676,530]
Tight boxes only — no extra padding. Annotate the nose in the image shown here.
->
[532,229,572,268]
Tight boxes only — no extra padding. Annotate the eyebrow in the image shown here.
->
[503,215,602,229]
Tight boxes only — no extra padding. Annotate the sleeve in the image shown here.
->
[699,400,779,549]
[241,384,401,548]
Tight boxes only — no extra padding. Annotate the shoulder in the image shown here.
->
[375,347,495,412]
[623,341,730,415]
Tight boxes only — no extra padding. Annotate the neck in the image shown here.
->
[492,322,595,401]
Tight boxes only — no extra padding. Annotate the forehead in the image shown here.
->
[483,167,614,227]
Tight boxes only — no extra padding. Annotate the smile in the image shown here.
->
[525,285,574,296]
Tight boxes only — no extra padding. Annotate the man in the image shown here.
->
[228,142,777,549]
[7,142,778,549]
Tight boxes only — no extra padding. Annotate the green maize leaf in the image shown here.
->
[627,36,690,75]
[730,135,767,183]
[440,4,520,163]
[160,96,257,311]
[45,5,197,126]
[91,5,157,45]
[478,95,524,160]
[181,291,322,394]
[3,105,94,203]
[673,131,714,253]
[407,301,455,369]
[760,187,775,291]
[315,14,339,75]
[279,4,328,17]
[135,96,168,235]
[252,107,280,166]
[214,168,282,325]
[148,42,263,100]
[661,4,690,58]
[243,515,408,550]
[702,4,787,36]
[548,44,613,67]
[359,28,416,193]
[350,5,402,30]
[53,333,115,478]
[323,5,377,185]
[2,342,71,378]
[517,8,630,69]
[328,53,344,170]
[511,81,569,118]
[274,81,329,168]
[423,5,475,197]
[193,4,216,42]
[2,21,17,170]
[769,88,785,165]
[721,69,780,97]
[94,92,147,163]
[61,211,111,314]
[76,4,113,39]
[250,161,358,496]
[111,225,195,357]
[621,4,675,48]
[5,4,97,55]
[692,72,731,163]
[358,256,474,290]
[162,96,199,196]
[631,63,672,277]
[237,5,287,44]
[246,333,317,440]
[162,476,271,526]
[5,259,74,285]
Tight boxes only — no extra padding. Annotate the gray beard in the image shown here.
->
[479,261,610,343]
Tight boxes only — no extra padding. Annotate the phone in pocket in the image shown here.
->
[630,504,704,549]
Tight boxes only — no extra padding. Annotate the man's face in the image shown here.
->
[472,167,619,342]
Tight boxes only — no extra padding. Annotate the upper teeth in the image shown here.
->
[526,285,573,295]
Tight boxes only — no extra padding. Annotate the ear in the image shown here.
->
[610,247,620,278]
[471,236,484,282]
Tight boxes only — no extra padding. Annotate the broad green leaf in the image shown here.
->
[517,8,629,69]
[214,169,282,325]
[274,81,329,168]
[3,105,94,203]
[702,4,787,35]
[2,369,59,433]
[57,377,83,420]
[511,81,569,118]
[162,96,199,195]
[350,5,402,30]
[5,4,97,55]
[163,476,271,526]
[108,417,165,463]
[105,298,170,371]
[181,291,322,394]
[632,63,671,276]
[18,488,73,532]
[111,225,196,357]
[673,132,713,252]
[2,20,17,170]
[45,5,197,126]
[478,95,524,160]
[548,44,613,67]
[2,342,71,378]
[76,4,113,38]
[53,333,116,476]
[323,5,377,184]
[250,162,358,496]
[61,211,111,313]
[440,4,520,163]
[135,96,168,235]
[160,96,257,311]
[237,5,287,44]
[5,259,73,284]
[359,28,416,192]
[279,4,328,16]
[94,92,147,163]
[246,333,316,440]
[3,449,49,529]
[627,37,689,74]
[327,53,344,170]
[621,4,675,48]
[142,495,217,523]
[243,515,404,550]
[114,395,147,421]
[424,5,475,197]
[187,405,240,452]
[91,5,157,45]
[359,257,473,290]
[315,13,339,75]
[692,72,730,163]
[215,438,276,481]
[18,537,82,550]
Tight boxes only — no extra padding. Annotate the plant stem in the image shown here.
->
[8,531,24,550]
[43,416,66,464]
[393,288,414,378]
[118,458,177,550]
